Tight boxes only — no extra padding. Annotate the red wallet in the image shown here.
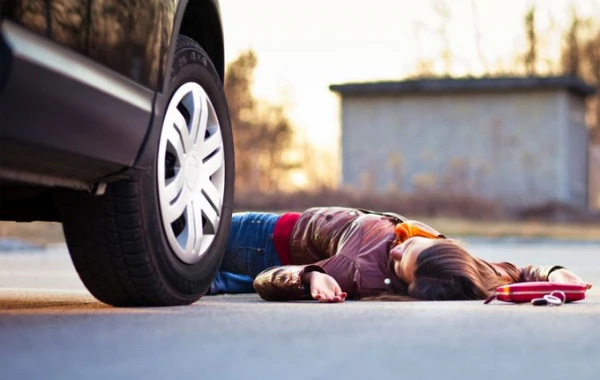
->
[484,282,587,304]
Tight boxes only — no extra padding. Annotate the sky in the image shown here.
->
[219,0,599,180]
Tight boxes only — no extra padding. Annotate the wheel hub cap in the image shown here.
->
[184,154,200,190]
[157,82,226,264]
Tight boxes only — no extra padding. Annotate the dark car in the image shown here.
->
[0,0,235,306]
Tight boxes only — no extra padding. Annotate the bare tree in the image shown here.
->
[524,6,537,75]
[562,7,581,77]
[411,21,437,78]
[432,0,453,75]
[558,9,600,142]
[409,1,452,79]
[582,30,600,142]
[224,50,299,193]
[470,0,489,75]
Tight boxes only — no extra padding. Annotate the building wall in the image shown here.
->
[340,90,587,208]
[566,93,589,208]
[590,145,600,210]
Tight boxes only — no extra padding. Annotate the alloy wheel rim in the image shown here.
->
[157,82,225,264]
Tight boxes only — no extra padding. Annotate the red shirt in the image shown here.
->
[272,212,301,265]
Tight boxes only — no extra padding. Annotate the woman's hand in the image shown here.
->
[302,271,347,303]
[548,268,592,289]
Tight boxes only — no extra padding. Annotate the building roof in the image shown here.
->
[329,76,596,97]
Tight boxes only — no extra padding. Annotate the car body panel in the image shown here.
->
[0,20,154,169]
[1,0,224,92]
[0,0,226,222]
[1,0,174,90]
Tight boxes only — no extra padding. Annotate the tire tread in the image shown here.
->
[58,35,231,307]
[60,178,185,306]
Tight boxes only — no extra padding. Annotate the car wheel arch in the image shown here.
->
[165,0,225,94]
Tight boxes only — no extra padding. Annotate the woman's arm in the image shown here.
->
[302,271,347,302]
[548,268,591,288]
[253,265,323,301]
[253,254,358,302]
[519,264,564,282]
[491,262,562,282]
[492,262,589,287]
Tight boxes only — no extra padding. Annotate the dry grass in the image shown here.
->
[234,189,600,241]
[0,222,65,246]
[416,217,600,241]
[2,217,598,246]
[2,189,599,246]
[234,188,507,220]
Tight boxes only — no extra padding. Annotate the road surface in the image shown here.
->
[1,240,599,380]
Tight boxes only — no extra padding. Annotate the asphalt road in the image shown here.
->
[1,240,599,380]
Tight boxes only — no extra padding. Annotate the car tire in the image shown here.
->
[58,35,234,306]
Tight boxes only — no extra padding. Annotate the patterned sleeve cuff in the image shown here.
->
[301,265,326,278]
[254,265,326,301]
[299,265,326,295]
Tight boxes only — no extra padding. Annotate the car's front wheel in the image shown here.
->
[59,36,234,306]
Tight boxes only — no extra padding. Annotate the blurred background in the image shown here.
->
[2,0,600,246]
[221,0,600,219]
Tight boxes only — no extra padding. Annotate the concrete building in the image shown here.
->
[330,76,596,209]
[591,145,600,210]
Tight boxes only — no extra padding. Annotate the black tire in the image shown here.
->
[58,36,235,306]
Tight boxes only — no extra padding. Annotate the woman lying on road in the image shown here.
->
[207,207,591,302]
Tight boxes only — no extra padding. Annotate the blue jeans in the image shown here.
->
[207,212,282,294]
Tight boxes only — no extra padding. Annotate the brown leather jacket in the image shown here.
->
[253,207,559,301]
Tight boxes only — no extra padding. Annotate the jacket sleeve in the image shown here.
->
[253,216,380,301]
[253,264,325,301]
[253,254,360,301]
[490,262,564,283]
